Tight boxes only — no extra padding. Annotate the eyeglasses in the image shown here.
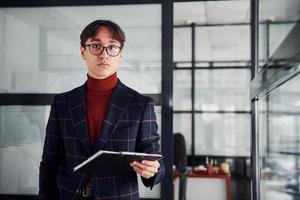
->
[84,44,122,57]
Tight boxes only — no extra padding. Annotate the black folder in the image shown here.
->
[73,150,162,176]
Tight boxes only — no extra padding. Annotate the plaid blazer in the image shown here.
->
[39,80,164,200]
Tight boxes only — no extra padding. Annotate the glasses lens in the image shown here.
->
[107,45,120,56]
[90,44,103,55]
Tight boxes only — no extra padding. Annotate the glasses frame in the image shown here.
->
[84,44,122,57]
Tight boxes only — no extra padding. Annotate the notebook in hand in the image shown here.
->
[73,150,162,176]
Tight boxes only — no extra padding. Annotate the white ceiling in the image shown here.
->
[2,1,299,28]
[1,5,161,29]
[174,1,251,62]
[1,1,299,64]
[259,0,300,22]
[173,0,300,62]
[174,0,300,26]
[174,1,251,25]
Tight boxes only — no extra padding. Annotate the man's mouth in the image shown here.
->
[97,63,109,67]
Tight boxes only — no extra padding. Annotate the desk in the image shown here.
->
[173,171,231,200]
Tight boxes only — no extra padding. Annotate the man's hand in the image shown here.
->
[130,160,160,179]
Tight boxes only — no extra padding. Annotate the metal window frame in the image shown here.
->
[173,22,252,163]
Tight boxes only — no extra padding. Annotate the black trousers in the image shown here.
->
[78,196,94,200]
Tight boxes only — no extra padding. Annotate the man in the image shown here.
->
[39,20,164,200]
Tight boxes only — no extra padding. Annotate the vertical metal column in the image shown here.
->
[250,0,260,200]
[295,116,300,200]
[266,20,270,59]
[191,23,196,166]
[265,20,270,154]
[251,0,259,78]
[251,98,260,200]
[161,0,173,199]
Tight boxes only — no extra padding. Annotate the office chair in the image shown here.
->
[173,133,187,200]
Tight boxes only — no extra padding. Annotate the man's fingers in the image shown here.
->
[130,161,158,178]
[130,163,155,178]
[142,160,160,169]
[132,161,158,173]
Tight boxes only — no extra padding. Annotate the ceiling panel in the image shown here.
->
[174,0,250,25]
[174,0,299,25]
[2,5,161,29]
[260,0,300,22]
[174,2,206,25]
[206,1,250,24]
[174,1,251,62]
[194,26,250,61]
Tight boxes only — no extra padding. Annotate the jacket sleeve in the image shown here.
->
[39,97,64,199]
[136,97,165,189]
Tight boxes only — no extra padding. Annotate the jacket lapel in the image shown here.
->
[95,81,134,151]
[69,83,91,155]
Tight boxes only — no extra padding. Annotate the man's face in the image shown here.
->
[80,26,123,79]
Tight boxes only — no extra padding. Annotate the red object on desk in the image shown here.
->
[207,165,214,174]
[193,170,207,175]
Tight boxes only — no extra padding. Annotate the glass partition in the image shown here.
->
[195,69,250,111]
[195,113,250,156]
[258,0,300,70]
[173,70,191,111]
[173,1,250,157]
[0,106,48,194]
[174,27,191,63]
[173,113,192,153]
[255,0,300,199]
[195,25,250,62]
[0,5,161,94]
[258,72,300,200]
[0,4,162,198]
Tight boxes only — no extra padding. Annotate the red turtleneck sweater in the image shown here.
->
[85,73,118,149]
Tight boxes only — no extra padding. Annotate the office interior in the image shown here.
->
[0,0,299,200]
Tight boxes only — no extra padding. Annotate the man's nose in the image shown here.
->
[99,48,109,59]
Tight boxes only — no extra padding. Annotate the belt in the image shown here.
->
[77,185,94,198]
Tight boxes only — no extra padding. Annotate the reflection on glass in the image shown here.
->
[154,106,162,138]
[173,114,192,154]
[259,73,300,200]
[0,5,161,93]
[195,26,250,62]
[258,0,300,70]
[258,22,295,68]
[173,71,192,110]
[173,1,251,161]
[0,106,49,194]
[195,69,251,111]
[195,113,250,156]
[269,24,295,57]
[118,69,161,94]
[174,28,191,62]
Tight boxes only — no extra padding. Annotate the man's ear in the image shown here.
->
[80,47,86,60]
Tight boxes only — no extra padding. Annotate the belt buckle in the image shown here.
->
[82,186,93,197]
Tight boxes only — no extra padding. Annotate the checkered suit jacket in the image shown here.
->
[39,80,164,200]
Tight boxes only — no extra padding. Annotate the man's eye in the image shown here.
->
[109,46,119,51]
[91,44,102,49]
